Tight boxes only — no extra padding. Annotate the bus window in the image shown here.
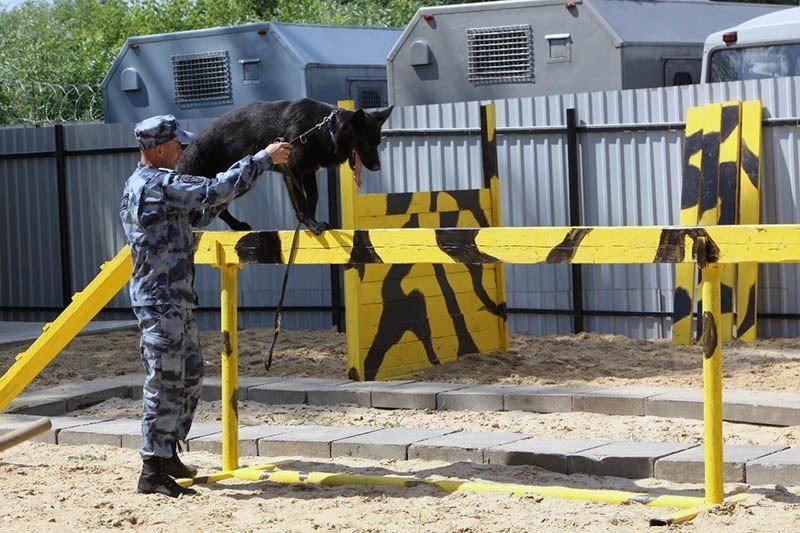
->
[709,43,800,82]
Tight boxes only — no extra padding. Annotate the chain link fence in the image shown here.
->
[0,81,103,125]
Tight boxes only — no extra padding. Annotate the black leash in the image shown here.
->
[265,110,339,371]
[265,219,302,371]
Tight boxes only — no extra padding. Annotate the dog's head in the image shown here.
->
[341,106,393,172]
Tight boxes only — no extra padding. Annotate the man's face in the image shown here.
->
[159,139,184,169]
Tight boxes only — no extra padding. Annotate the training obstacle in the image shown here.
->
[673,100,763,345]
[0,98,792,524]
[337,100,508,381]
[0,224,792,523]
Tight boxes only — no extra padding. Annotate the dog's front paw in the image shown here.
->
[305,220,331,236]
[228,220,252,231]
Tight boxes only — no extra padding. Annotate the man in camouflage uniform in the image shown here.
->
[120,115,291,497]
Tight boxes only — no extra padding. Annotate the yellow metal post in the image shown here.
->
[701,263,724,504]
[220,265,240,471]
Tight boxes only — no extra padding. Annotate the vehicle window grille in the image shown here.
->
[172,51,232,105]
[467,25,534,85]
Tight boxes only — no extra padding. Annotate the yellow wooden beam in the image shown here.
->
[193,225,800,267]
[0,247,132,413]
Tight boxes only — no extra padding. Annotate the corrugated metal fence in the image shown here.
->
[3,76,800,337]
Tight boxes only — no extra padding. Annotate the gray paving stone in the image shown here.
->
[568,441,697,479]
[746,447,800,486]
[248,378,350,405]
[485,438,609,473]
[436,385,513,412]
[7,376,137,415]
[722,390,800,427]
[201,377,285,401]
[655,444,787,483]
[408,431,527,463]
[58,418,140,447]
[307,380,416,407]
[371,382,470,410]
[504,386,599,413]
[332,428,460,460]
[0,414,111,445]
[257,425,379,458]
[7,393,69,416]
[644,389,703,420]
[187,425,299,456]
[572,387,676,416]
[118,421,223,450]
[0,320,136,346]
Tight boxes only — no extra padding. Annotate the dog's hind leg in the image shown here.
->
[219,208,252,231]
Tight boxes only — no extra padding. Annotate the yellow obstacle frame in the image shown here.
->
[338,100,508,381]
[0,223,784,524]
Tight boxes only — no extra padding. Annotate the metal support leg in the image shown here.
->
[701,263,724,504]
[220,265,240,472]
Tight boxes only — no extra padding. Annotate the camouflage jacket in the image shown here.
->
[120,150,272,308]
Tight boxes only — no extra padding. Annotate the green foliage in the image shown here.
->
[0,0,469,123]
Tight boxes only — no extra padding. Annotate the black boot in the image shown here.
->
[162,441,198,479]
[137,457,197,497]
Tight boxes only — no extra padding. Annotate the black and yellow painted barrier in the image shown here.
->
[4,224,794,524]
[672,100,762,345]
[336,100,508,381]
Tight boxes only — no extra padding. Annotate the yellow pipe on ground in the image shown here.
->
[701,263,724,504]
[650,493,750,526]
[184,466,707,510]
[220,265,240,472]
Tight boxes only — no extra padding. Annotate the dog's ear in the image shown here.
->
[369,106,393,127]
[346,109,367,127]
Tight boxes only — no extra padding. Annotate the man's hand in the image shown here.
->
[266,142,292,165]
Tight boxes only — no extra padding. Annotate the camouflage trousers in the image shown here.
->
[133,305,204,458]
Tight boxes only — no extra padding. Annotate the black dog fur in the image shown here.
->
[176,98,393,234]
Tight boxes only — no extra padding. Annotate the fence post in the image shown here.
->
[566,108,584,333]
[54,123,73,309]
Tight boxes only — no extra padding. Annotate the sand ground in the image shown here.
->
[3,328,800,392]
[1,441,799,532]
[3,329,800,530]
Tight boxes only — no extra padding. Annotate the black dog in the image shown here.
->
[177,98,393,234]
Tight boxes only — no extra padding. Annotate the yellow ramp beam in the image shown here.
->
[0,247,131,412]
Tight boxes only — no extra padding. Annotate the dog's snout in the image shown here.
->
[374,162,381,171]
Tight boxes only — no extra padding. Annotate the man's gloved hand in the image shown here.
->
[266,142,292,165]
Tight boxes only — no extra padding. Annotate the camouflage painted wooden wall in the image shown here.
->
[339,101,509,381]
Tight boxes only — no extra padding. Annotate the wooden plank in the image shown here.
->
[355,188,492,217]
[358,267,496,294]
[357,209,492,230]
[736,100,763,342]
[718,101,742,341]
[358,291,502,330]
[362,328,503,371]
[337,98,364,380]
[481,102,510,352]
[696,103,722,341]
[673,105,704,345]
[359,310,503,348]
[358,275,497,305]
[357,263,495,284]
